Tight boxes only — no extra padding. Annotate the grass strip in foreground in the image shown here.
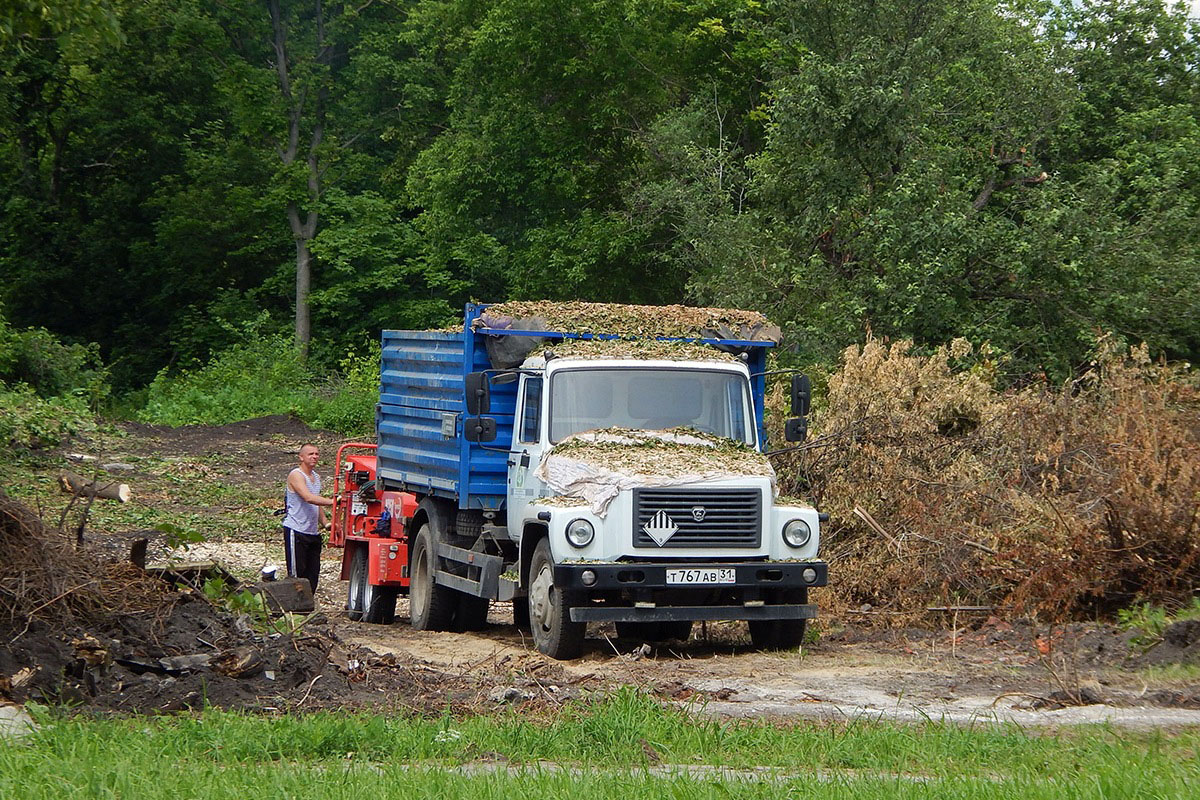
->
[2,691,1197,799]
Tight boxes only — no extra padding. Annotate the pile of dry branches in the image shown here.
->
[0,489,168,631]
[773,337,1200,620]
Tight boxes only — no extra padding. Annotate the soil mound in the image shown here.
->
[0,491,495,713]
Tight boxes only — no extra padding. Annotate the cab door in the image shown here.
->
[507,373,548,542]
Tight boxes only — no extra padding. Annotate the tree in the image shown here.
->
[0,0,252,386]
[1,0,122,54]
[208,0,416,357]
[403,0,762,303]
[623,0,1084,372]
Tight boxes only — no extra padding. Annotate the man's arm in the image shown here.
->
[287,471,334,507]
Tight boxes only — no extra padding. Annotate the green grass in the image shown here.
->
[0,437,282,546]
[135,331,379,437]
[1133,662,1200,684]
[1118,598,1200,650]
[4,692,1198,799]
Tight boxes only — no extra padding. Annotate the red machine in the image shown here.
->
[328,442,417,623]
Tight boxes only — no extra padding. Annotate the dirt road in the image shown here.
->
[35,416,1200,726]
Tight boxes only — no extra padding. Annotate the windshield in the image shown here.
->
[548,367,754,445]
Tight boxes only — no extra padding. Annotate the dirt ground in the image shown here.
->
[4,416,1199,726]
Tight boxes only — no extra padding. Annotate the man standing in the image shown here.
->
[283,443,333,594]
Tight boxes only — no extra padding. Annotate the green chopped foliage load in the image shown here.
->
[479,301,778,341]
[536,495,593,508]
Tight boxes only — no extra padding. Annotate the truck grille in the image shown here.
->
[632,488,762,548]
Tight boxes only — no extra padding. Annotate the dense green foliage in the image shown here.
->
[0,308,100,446]
[137,321,379,434]
[0,0,1197,392]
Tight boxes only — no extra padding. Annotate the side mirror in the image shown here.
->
[463,416,497,443]
[784,417,808,443]
[466,372,491,415]
[790,373,811,418]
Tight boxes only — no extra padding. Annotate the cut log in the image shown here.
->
[250,577,315,614]
[58,470,131,503]
[129,538,148,569]
[144,561,239,590]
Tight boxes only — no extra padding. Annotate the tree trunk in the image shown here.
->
[270,0,326,360]
[289,203,314,356]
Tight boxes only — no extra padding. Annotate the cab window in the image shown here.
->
[519,377,543,443]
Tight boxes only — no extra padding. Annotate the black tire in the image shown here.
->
[748,588,808,651]
[349,545,397,624]
[409,524,458,631]
[615,620,693,642]
[660,620,693,642]
[363,582,398,625]
[615,621,659,641]
[347,546,366,622]
[528,539,585,659]
[454,594,490,632]
[512,598,531,632]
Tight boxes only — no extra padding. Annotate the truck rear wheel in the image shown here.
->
[454,594,490,631]
[748,588,808,651]
[528,539,584,659]
[409,525,457,631]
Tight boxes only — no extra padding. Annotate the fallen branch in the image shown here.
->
[926,605,1001,612]
[853,506,901,556]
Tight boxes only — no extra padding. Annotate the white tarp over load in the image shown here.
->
[533,428,776,517]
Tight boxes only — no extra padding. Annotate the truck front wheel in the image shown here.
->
[748,588,808,651]
[409,525,457,631]
[528,539,585,659]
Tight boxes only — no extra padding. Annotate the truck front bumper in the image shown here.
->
[553,560,827,623]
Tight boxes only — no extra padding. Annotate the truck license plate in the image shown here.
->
[666,568,736,585]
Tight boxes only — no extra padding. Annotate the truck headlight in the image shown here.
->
[566,518,595,548]
[782,519,811,548]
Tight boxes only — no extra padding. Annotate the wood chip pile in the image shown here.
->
[478,301,780,341]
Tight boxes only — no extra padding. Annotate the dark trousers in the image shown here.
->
[283,526,323,594]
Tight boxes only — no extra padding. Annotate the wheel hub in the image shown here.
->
[529,564,553,632]
[411,549,428,608]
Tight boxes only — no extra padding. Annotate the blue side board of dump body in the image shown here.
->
[376,303,773,512]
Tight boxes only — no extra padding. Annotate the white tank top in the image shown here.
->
[283,468,322,534]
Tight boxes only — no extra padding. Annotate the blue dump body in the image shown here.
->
[377,303,773,511]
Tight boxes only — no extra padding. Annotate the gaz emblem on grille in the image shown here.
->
[642,509,679,547]
[691,505,707,522]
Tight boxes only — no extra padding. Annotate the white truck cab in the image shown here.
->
[505,353,826,657]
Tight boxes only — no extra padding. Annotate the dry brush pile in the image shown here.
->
[0,488,169,634]
[773,338,1200,621]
